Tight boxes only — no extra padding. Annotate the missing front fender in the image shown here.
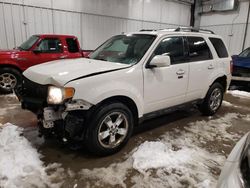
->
[65,99,93,111]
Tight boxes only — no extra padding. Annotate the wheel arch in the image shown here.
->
[0,64,23,73]
[210,75,227,92]
[95,95,139,126]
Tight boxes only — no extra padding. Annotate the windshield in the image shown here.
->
[19,35,39,50]
[90,34,156,64]
[239,48,250,58]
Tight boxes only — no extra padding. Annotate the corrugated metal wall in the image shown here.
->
[200,0,250,55]
[0,0,191,50]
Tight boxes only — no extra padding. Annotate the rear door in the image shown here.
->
[185,36,214,102]
[143,36,189,113]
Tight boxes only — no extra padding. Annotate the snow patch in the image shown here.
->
[222,101,234,107]
[79,113,246,188]
[0,105,19,116]
[132,141,192,171]
[0,123,64,188]
[227,90,250,98]
[80,158,132,188]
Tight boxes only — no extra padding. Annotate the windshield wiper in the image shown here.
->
[18,46,25,51]
[95,58,107,61]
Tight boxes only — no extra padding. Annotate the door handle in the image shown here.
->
[176,69,185,75]
[15,57,27,61]
[208,64,214,69]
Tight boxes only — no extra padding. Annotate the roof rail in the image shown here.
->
[139,27,215,34]
[175,27,215,34]
[139,29,157,32]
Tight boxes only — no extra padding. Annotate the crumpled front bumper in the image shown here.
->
[15,76,93,142]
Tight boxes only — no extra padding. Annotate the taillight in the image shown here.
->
[230,60,233,74]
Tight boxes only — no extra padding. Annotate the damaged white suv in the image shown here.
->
[16,27,232,155]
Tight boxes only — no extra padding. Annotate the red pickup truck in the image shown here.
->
[0,34,92,93]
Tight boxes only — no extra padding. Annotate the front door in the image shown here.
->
[31,37,65,66]
[143,36,189,114]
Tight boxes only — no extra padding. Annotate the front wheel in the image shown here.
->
[199,82,224,116]
[0,67,22,94]
[85,102,134,156]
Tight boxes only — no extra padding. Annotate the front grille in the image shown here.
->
[21,77,48,99]
[232,66,250,77]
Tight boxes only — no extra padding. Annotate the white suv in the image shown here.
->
[16,27,232,155]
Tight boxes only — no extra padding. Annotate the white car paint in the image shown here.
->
[23,58,131,86]
[23,30,232,118]
[217,132,250,188]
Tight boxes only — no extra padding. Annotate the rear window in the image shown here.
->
[66,38,79,53]
[187,37,212,62]
[209,38,229,58]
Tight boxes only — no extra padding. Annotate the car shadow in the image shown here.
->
[133,108,196,136]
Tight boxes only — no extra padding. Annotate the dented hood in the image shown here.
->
[23,58,130,86]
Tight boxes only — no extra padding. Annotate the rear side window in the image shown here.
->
[209,38,229,58]
[187,37,212,62]
[66,38,79,53]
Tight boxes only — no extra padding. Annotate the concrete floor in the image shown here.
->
[0,89,250,187]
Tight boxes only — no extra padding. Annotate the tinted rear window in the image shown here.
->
[187,37,212,62]
[209,38,228,58]
[66,38,79,53]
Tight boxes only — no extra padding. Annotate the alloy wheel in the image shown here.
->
[98,112,129,149]
[0,73,17,91]
[209,88,222,112]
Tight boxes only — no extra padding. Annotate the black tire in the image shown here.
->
[85,102,134,156]
[0,67,22,94]
[199,82,224,116]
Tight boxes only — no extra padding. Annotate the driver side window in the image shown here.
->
[153,37,185,64]
[37,38,62,53]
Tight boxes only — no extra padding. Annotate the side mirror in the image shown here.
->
[147,55,171,68]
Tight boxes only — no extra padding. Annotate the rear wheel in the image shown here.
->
[85,102,134,156]
[199,82,224,116]
[0,67,22,94]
